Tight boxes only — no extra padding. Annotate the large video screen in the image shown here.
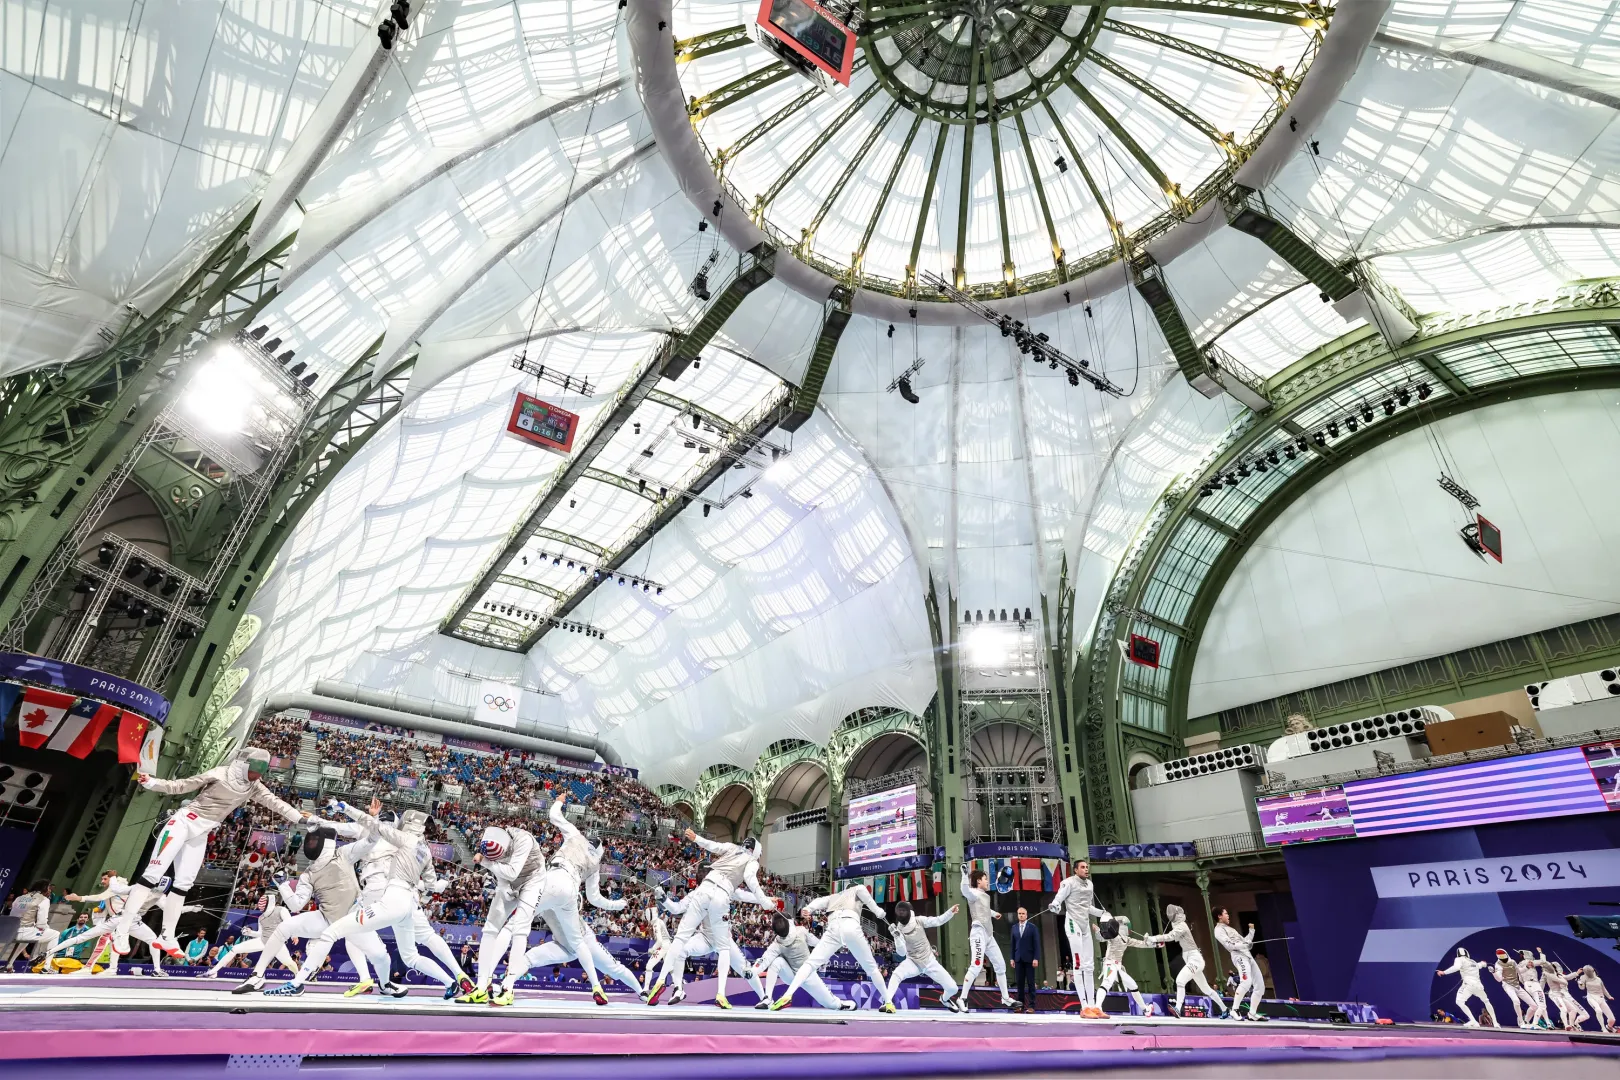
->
[757,0,854,85]
[847,783,917,862]
[1258,742,1617,847]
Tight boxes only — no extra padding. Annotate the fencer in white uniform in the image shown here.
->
[491,797,627,1005]
[955,867,1015,1011]
[48,875,178,975]
[653,884,768,1005]
[1144,904,1228,1018]
[1213,908,1265,1020]
[488,793,621,1006]
[116,748,309,957]
[234,825,391,996]
[1435,947,1498,1027]
[457,823,546,1002]
[884,901,961,1011]
[1048,862,1110,1010]
[1541,960,1589,1031]
[771,884,896,1012]
[516,889,644,998]
[641,898,673,993]
[755,909,851,1011]
[1578,965,1616,1032]
[203,892,295,978]
[6,882,58,965]
[335,808,457,995]
[1516,949,1551,1028]
[1493,949,1532,1027]
[1096,916,1157,1016]
[647,827,774,1009]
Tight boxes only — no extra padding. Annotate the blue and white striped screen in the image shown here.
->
[1342,746,1609,837]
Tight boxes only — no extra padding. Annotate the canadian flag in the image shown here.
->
[16,687,78,749]
[46,697,121,759]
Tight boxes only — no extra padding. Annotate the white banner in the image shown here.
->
[475,680,522,729]
[1370,848,1620,898]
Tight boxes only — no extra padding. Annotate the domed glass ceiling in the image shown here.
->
[672,0,1330,296]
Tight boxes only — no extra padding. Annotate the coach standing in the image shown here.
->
[1010,906,1041,1013]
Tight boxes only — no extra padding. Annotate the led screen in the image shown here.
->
[757,0,854,85]
[1258,742,1617,846]
[847,783,917,861]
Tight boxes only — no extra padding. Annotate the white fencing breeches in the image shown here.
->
[957,923,1012,1006]
[387,902,452,986]
[506,870,601,992]
[411,908,465,982]
[642,942,668,991]
[1550,990,1588,1028]
[1065,922,1097,1006]
[1522,984,1548,1025]
[1099,956,1151,1013]
[1174,950,1225,1015]
[140,809,217,891]
[886,955,957,1006]
[291,893,406,986]
[1227,952,1265,1014]
[661,883,760,1001]
[1454,979,1497,1026]
[524,934,640,991]
[783,918,890,1007]
[762,955,843,1010]
[1586,991,1615,1030]
[14,925,59,958]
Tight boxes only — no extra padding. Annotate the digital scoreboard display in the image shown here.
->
[506,392,579,455]
[757,0,855,86]
[847,783,917,862]
[1258,742,1619,846]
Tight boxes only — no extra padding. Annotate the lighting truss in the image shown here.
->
[885,356,926,394]
[510,352,596,396]
[628,413,788,510]
[445,667,559,698]
[476,600,608,640]
[918,270,1125,397]
[531,548,665,595]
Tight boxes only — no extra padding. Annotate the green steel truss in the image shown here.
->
[1073,280,1620,843]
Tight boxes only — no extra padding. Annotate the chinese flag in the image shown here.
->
[16,687,77,748]
[117,711,151,764]
[46,698,120,758]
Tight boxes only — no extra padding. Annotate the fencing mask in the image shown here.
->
[771,911,792,940]
[893,901,913,926]
[479,826,511,860]
[304,826,336,862]
[400,809,428,838]
[1097,917,1122,941]
[1165,903,1186,924]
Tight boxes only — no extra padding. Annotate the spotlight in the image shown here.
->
[1296,436,1309,453]
[263,337,283,352]
[1255,459,1267,473]
[1054,156,1067,174]
[1397,387,1411,406]
[1000,609,1007,621]
[896,376,919,404]
[142,567,163,589]
[1024,607,1032,620]
[1346,417,1358,433]
[703,504,711,518]
[1284,445,1296,460]
[98,541,115,566]
[1313,432,1326,447]
[249,326,267,340]
[277,350,295,366]
[124,557,150,581]
[300,373,317,388]
[1067,369,1079,386]
[1237,464,1250,478]
[691,272,711,301]
[288,361,307,377]
[1416,382,1432,400]
[1266,450,1279,465]
[390,0,409,30]
[1361,405,1374,423]
[74,575,97,595]
[887,324,895,338]
[1383,399,1396,416]
[1327,421,1339,439]
[378,18,396,48]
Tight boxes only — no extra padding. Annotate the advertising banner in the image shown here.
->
[0,652,169,723]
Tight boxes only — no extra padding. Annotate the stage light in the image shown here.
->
[278,351,295,367]
[288,361,307,377]
[703,504,711,518]
[1297,436,1310,453]
[250,326,267,340]
[124,557,150,581]
[1255,459,1267,473]
[1055,156,1067,173]
[1313,432,1326,447]
[1383,399,1395,416]
[1266,450,1279,465]
[1397,388,1410,406]
[1361,405,1374,423]
[1416,382,1431,400]
[74,576,97,594]
[896,375,919,404]
[1327,421,1339,439]
[263,337,282,352]
[1024,608,1032,620]
[1346,417,1358,433]
[98,541,115,566]
[142,567,163,589]
[1237,464,1250,478]
[1284,445,1296,460]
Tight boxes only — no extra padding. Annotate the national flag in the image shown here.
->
[873,875,888,903]
[16,687,77,748]
[117,712,151,763]
[137,723,163,772]
[911,868,928,898]
[1017,858,1044,892]
[0,683,21,736]
[1041,861,1059,892]
[45,698,120,758]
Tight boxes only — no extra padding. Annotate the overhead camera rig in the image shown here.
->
[886,356,925,403]
[918,271,1125,396]
[510,352,596,397]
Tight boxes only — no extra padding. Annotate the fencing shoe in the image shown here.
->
[668,987,687,1006]
[840,1001,857,1011]
[455,988,488,1005]
[645,976,667,1006]
[265,981,304,997]
[442,981,460,1000]
[593,986,609,1006]
[382,982,409,998]
[343,980,375,998]
[455,975,475,996]
[879,1001,897,1014]
[490,988,515,1007]
[200,968,220,979]
[232,975,264,995]
[714,994,732,1010]
[769,996,792,1012]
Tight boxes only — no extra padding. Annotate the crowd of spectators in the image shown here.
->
[212,715,803,949]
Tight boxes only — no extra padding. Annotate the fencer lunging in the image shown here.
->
[492,795,626,1006]
[235,825,389,996]
[1213,907,1265,1020]
[772,882,896,1013]
[1096,916,1157,1016]
[1578,965,1616,1032]
[268,801,441,996]
[884,901,961,1012]
[754,909,849,1011]
[203,892,295,977]
[115,748,308,957]
[1516,949,1551,1028]
[457,822,546,1003]
[956,867,1015,1010]
[1436,948,1497,1027]
[652,884,766,1005]
[647,827,774,1009]
[1145,904,1228,1018]
[340,809,456,993]
[1048,861,1109,1010]
[46,872,169,974]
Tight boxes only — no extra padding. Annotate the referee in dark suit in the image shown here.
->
[1010,906,1041,1012]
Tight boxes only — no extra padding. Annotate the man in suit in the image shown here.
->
[1010,906,1041,1013]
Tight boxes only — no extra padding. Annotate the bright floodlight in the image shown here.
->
[183,344,259,433]
[964,624,1014,668]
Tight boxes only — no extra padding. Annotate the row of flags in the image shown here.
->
[836,867,940,902]
[0,683,158,763]
[966,855,1073,892]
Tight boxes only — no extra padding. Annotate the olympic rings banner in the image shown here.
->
[475,680,522,730]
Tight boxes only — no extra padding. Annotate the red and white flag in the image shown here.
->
[46,698,120,759]
[16,687,78,749]
[117,712,150,764]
